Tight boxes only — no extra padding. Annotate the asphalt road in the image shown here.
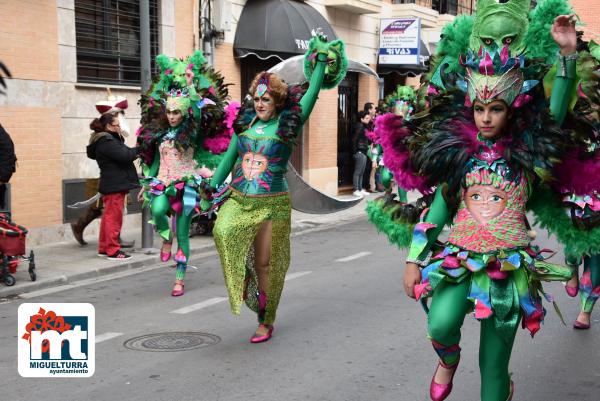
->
[1,217,599,401]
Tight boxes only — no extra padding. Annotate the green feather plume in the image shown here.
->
[528,184,600,257]
[525,0,574,63]
[366,198,415,249]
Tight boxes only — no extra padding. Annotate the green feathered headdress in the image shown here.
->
[303,34,348,89]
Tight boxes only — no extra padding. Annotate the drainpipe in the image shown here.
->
[140,0,154,251]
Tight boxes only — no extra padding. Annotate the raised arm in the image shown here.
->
[549,14,578,126]
[299,53,327,123]
[210,133,239,188]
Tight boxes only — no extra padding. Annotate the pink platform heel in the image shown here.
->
[250,324,274,343]
[171,281,184,297]
[429,358,459,401]
[160,241,172,262]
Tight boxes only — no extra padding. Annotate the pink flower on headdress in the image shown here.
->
[164,69,173,75]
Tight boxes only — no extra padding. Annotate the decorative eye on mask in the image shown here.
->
[502,36,516,46]
[481,37,494,46]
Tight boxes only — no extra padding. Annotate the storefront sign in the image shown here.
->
[378,18,421,65]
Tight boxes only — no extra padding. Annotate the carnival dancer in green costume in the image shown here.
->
[536,37,600,329]
[138,51,236,297]
[203,33,347,343]
[366,85,416,203]
[370,10,582,401]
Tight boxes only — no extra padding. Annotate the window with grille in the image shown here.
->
[75,0,160,86]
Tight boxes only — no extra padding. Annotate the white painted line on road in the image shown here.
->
[170,297,228,314]
[285,271,312,281]
[95,332,124,344]
[335,252,371,262]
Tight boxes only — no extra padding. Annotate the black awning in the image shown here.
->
[234,0,337,61]
[377,39,430,76]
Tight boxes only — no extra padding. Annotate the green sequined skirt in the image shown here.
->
[213,190,291,324]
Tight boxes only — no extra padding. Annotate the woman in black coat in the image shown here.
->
[87,113,139,260]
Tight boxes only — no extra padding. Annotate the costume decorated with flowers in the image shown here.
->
[208,35,347,326]
[137,51,237,284]
[365,1,594,399]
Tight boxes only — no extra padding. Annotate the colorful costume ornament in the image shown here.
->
[204,33,347,342]
[367,2,589,398]
[137,50,237,296]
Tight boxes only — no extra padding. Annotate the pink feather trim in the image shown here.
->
[203,101,240,154]
[376,113,431,193]
[554,150,600,194]
[365,129,378,143]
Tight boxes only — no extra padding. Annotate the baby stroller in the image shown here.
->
[0,211,35,286]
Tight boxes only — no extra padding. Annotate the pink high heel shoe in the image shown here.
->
[250,324,274,343]
[430,358,459,401]
[160,241,172,262]
[171,281,184,297]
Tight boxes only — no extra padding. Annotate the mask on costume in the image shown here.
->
[459,45,539,108]
[165,89,191,115]
[385,85,416,118]
[469,0,531,55]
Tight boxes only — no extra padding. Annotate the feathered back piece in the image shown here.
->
[233,84,306,145]
[137,50,232,166]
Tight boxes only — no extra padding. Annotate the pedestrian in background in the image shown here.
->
[87,113,139,260]
[0,123,16,210]
[352,110,371,197]
[362,102,377,192]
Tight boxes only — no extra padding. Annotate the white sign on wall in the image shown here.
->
[378,18,421,65]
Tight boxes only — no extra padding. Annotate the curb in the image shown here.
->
[0,213,366,299]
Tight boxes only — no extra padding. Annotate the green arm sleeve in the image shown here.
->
[299,53,327,124]
[407,185,451,262]
[209,134,239,188]
[549,59,576,126]
[143,150,160,178]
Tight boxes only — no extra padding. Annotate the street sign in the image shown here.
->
[378,18,421,65]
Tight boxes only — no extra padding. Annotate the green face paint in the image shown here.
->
[469,0,531,54]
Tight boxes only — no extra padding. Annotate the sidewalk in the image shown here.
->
[0,194,382,299]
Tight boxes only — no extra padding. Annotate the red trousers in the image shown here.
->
[98,191,127,256]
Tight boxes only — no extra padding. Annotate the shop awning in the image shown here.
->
[234,0,338,61]
[377,39,431,76]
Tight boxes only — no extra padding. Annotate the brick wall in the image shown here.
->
[0,107,63,228]
[358,66,380,111]
[0,0,59,82]
[570,0,600,41]
[214,42,242,102]
[305,89,338,170]
[175,0,196,58]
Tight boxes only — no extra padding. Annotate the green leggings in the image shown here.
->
[568,254,600,313]
[151,194,192,280]
[380,167,408,202]
[428,280,518,401]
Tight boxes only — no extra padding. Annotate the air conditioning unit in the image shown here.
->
[213,0,232,32]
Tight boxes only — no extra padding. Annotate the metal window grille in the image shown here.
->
[391,0,475,15]
[75,0,160,86]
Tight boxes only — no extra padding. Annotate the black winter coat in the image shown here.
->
[0,124,16,183]
[352,122,370,154]
[87,131,139,194]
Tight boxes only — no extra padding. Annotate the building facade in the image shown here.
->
[6,0,589,244]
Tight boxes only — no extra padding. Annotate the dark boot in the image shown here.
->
[70,207,101,246]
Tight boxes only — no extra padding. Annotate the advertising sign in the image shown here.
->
[378,18,421,65]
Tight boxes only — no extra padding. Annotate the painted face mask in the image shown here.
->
[469,0,531,54]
